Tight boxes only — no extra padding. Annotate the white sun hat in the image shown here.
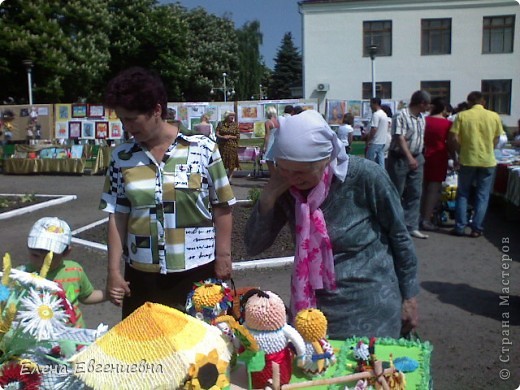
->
[27,217,72,254]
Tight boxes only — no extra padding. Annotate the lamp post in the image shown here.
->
[259,84,263,100]
[368,44,378,98]
[22,59,34,105]
[210,72,235,102]
[222,72,228,102]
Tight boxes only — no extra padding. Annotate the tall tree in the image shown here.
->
[182,7,240,102]
[235,21,263,101]
[268,32,302,100]
[0,0,111,103]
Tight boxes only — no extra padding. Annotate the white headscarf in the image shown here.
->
[274,110,349,182]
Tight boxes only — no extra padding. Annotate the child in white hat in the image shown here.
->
[23,217,106,328]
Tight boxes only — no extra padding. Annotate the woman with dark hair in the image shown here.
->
[420,97,453,231]
[215,111,241,183]
[100,67,236,319]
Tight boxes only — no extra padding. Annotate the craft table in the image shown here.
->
[3,158,85,174]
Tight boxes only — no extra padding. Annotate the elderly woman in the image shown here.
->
[245,110,419,339]
[216,111,241,183]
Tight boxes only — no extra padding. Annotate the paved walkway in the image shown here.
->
[0,172,519,388]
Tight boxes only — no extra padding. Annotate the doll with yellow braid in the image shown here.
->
[294,308,336,376]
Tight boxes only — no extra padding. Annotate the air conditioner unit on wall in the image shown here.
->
[316,83,329,92]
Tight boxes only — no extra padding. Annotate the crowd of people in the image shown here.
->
[17,66,510,348]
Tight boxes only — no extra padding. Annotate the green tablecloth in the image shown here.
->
[4,158,85,174]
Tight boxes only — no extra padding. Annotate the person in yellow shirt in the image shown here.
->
[448,91,504,237]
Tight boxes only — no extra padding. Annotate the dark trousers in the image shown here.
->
[122,261,216,319]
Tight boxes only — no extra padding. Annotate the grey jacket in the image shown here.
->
[245,156,419,338]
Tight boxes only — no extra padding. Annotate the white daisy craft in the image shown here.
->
[8,268,61,292]
[0,252,104,389]
[17,289,68,341]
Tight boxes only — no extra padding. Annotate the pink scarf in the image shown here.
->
[289,166,337,315]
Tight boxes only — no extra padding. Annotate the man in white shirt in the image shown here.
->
[366,98,389,167]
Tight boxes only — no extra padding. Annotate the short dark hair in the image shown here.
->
[370,97,381,106]
[430,97,447,116]
[409,90,431,107]
[467,91,483,106]
[284,105,294,114]
[342,113,354,125]
[104,67,168,119]
[381,104,393,118]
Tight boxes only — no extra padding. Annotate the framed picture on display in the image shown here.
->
[109,122,123,139]
[87,104,105,118]
[82,121,95,139]
[72,104,87,118]
[239,104,260,122]
[70,145,84,159]
[326,100,347,125]
[55,122,68,139]
[107,108,118,120]
[56,104,71,120]
[68,121,82,139]
[95,121,109,139]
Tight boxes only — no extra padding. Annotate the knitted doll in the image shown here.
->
[242,289,306,388]
[294,308,336,376]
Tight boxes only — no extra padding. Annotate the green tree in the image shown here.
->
[235,20,263,101]
[182,7,240,102]
[105,0,159,75]
[0,0,111,103]
[268,32,302,100]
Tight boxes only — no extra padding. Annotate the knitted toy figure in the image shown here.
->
[294,308,336,376]
[242,289,306,388]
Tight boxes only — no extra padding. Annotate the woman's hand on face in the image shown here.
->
[263,167,291,199]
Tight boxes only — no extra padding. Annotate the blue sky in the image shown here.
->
[160,0,302,68]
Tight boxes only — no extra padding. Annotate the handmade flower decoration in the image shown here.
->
[17,289,68,341]
[8,269,61,292]
[186,279,233,323]
[186,349,230,390]
[0,362,42,390]
[0,252,103,389]
[0,285,10,303]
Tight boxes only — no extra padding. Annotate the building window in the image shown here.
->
[363,21,392,57]
[420,81,451,102]
[483,15,515,53]
[482,79,511,114]
[421,18,451,55]
[362,82,392,99]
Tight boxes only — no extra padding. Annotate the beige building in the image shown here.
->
[299,0,520,128]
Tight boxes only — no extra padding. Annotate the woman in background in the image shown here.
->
[263,106,280,174]
[337,112,354,154]
[216,111,241,183]
[420,97,453,231]
[194,113,215,140]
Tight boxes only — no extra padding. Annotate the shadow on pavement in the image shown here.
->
[421,281,520,325]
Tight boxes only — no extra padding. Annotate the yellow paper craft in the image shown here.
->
[70,302,232,390]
